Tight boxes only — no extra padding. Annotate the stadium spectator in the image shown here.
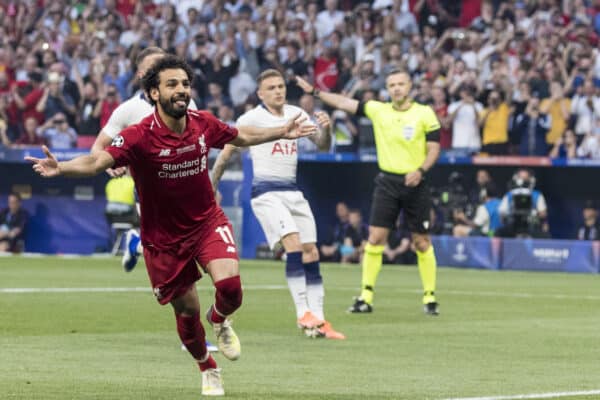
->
[480,89,510,155]
[295,69,442,316]
[10,71,46,126]
[570,79,600,142]
[37,112,77,149]
[36,72,77,127]
[576,130,600,159]
[13,117,46,147]
[0,192,28,253]
[549,129,578,159]
[99,84,122,129]
[340,209,368,264]
[0,114,8,147]
[430,85,451,149]
[539,81,571,146]
[448,84,482,152]
[320,201,350,262]
[453,184,502,237]
[514,94,551,156]
[576,200,600,240]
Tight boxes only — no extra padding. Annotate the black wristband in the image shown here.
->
[418,167,426,176]
[311,88,320,97]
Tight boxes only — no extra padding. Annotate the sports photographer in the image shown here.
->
[496,169,549,238]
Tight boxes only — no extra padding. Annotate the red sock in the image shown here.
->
[198,354,217,372]
[211,275,243,323]
[175,313,208,361]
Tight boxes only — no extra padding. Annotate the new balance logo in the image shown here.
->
[226,246,236,253]
[159,149,171,157]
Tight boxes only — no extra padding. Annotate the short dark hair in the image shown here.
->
[257,69,284,87]
[135,46,166,67]
[141,55,194,106]
[385,67,411,80]
[9,192,21,201]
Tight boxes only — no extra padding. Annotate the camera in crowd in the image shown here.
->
[500,169,547,237]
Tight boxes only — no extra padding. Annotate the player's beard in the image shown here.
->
[159,93,190,119]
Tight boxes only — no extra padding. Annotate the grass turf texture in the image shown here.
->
[1,257,599,400]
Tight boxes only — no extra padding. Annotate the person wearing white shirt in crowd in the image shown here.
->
[570,79,600,140]
[448,84,482,151]
[315,0,344,39]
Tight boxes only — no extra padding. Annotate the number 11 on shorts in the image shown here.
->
[216,225,235,244]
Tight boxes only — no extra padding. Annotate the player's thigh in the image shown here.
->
[196,221,240,281]
[404,181,432,234]
[289,192,317,245]
[369,173,403,229]
[144,246,201,305]
[251,192,298,249]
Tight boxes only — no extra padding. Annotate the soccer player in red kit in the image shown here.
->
[25,55,316,396]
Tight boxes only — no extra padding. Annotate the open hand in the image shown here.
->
[24,145,60,177]
[314,111,331,129]
[283,113,317,139]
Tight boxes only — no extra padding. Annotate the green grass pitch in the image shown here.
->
[1,256,600,399]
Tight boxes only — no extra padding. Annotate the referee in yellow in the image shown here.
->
[295,69,441,315]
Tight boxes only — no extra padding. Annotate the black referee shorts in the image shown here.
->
[369,171,432,234]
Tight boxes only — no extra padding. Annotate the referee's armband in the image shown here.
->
[356,101,367,117]
[426,129,441,143]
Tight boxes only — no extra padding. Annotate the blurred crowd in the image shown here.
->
[1,0,600,158]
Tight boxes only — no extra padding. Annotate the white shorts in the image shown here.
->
[251,191,317,249]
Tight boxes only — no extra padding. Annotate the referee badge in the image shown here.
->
[402,126,415,140]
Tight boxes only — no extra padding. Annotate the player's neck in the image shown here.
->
[392,98,412,112]
[158,108,186,134]
[265,103,284,117]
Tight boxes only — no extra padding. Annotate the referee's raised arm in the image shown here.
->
[295,76,360,115]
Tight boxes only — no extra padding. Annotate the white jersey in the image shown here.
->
[236,104,311,197]
[102,91,198,139]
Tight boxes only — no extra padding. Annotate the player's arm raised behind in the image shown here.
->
[295,76,360,115]
[211,144,240,194]
[25,145,115,178]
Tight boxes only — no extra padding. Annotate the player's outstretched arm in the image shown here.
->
[295,76,360,115]
[91,130,128,178]
[211,144,240,194]
[25,145,115,178]
[232,113,317,146]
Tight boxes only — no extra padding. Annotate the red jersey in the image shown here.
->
[105,109,238,250]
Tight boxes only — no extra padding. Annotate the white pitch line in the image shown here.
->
[441,389,600,400]
[2,286,600,301]
[0,285,289,294]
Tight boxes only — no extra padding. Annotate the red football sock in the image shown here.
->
[211,275,243,323]
[175,312,208,361]
[198,354,217,372]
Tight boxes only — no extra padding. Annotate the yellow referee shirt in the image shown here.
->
[364,101,440,175]
[105,176,135,205]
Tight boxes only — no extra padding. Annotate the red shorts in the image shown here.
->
[143,222,239,305]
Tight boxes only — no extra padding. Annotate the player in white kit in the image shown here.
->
[211,69,345,339]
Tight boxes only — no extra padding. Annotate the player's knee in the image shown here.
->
[216,275,243,309]
[413,235,431,252]
[302,244,319,262]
